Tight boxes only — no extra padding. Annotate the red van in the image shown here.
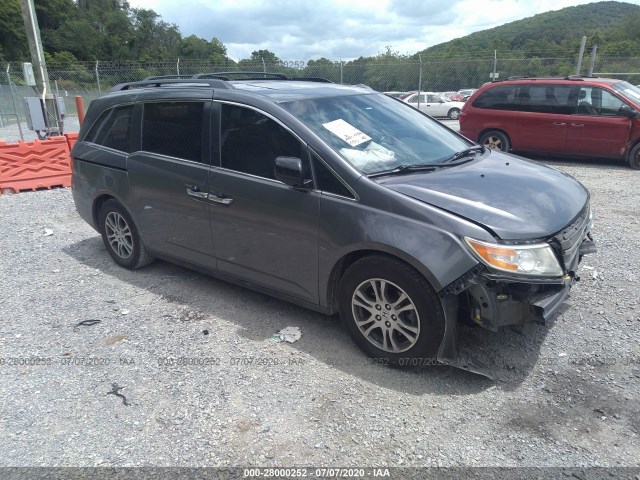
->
[459,77,640,169]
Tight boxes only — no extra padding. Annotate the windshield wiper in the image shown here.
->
[441,145,485,163]
[368,163,439,178]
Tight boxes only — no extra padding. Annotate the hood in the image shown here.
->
[379,152,589,240]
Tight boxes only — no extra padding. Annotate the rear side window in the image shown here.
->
[518,85,573,114]
[472,86,519,111]
[142,102,205,162]
[84,105,134,152]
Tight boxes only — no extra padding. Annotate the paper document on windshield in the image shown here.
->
[323,119,371,147]
[339,142,396,172]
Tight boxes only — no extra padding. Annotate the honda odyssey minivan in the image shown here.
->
[71,73,597,375]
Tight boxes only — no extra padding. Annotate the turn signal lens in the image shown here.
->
[464,238,563,277]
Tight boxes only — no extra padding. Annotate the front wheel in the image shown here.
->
[628,143,640,170]
[479,130,510,152]
[338,256,445,366]
[99,199,154,269]
[448,108,461,120]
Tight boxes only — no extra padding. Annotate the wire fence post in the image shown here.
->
[6,64,24,141]
[95,60,101,95]
[261,57,266,74]
[340,60,343,84]
[576,36,587,75]
[587,46,597,77]
[493,50,498,81]
[176,58,180,75]
[417,53,422,110]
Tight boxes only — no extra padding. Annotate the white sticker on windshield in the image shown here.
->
[322,119,371,147]
[623,88,640,100]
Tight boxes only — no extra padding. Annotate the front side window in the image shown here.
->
[312,153,354,199]
[142,102,205,162]
[575,87,628,116]
[220,104,303,180]
[281,93,470,175]
[84,105,133,152]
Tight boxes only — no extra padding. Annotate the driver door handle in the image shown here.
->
[186,186,209,199]
[553,122,566,126]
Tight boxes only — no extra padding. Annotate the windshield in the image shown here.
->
[280,93,471,175]
[611,81,640,105]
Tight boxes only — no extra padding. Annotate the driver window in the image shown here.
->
[220,105,304,179]
[575,87,627,116]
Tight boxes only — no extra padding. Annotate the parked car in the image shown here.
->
[459,77,640,169]
[71,73,596,375]
[457,88,477,100]
[403,92,465,119]
[439,91,459,101]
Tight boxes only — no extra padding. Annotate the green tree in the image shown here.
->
[0,0,28,60]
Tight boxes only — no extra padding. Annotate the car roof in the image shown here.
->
[486,76,623,87]
[229,80,374,101]
[105,74,376,103]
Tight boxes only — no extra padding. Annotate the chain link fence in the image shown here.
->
[2,53,640,142]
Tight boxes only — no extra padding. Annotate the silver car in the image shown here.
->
[403,92,465,119]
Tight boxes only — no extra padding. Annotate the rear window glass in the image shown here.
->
[142,102,205,162]
[472,86,519,111]
[84,105,134,152]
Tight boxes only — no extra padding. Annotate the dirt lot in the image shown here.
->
[0,157,639,471]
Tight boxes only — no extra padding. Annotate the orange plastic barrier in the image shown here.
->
[0,137,71,194]
[65,132,79,152]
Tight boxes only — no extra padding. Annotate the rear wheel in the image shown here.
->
[479,130,510,152]
[629,143,640,170]
[338,256,445,366]
[99,199,154,269]
[448,108,461,120]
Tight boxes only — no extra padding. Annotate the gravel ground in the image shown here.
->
[0,156,638,470]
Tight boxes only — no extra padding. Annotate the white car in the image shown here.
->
[402,92,464,119]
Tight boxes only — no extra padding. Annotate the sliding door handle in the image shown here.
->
[210,193,234,205]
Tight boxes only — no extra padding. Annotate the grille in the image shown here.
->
[553,204,591,271]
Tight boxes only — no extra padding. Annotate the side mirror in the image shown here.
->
[274,156,312,189]
[619,104,639,118]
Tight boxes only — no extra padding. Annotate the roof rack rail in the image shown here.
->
[563,75,586,81]
[143,75,197,81]
[288,76,333,83]
[193,71,288,80]
[109,78,231,92]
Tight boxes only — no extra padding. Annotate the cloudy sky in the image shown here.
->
[128,0,640,61]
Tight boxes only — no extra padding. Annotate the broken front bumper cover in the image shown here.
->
[436,236,597,378]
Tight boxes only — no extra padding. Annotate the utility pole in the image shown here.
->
[20,0,61,135]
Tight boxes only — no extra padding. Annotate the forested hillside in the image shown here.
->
[421,1,640,58]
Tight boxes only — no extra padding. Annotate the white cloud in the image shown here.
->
[127,0,640,60]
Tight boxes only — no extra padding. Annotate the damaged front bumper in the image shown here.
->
[436,210,597,378]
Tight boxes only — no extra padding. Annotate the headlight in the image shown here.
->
[464,237,563,277]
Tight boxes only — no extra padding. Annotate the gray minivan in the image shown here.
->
[71,73,596,374]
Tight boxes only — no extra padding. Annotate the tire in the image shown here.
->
[448,108,461,120]
[479,130,510,152]
[628,143,640,170]
[99,199,154,269]
[338,256,445,366]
